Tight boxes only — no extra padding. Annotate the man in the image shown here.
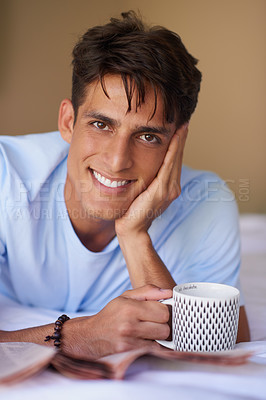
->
[0,11,249,359]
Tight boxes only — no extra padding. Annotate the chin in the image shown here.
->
[84,205,129,221]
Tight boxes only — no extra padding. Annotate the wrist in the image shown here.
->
[117,229,152,251]
[117,229,175,289]
[44,314,70,348]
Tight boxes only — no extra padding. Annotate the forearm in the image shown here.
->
[118,231,176,289]
[0,324,54,346]
[0,286,172,360]
[237,306,250,343]
[0,316,91,357]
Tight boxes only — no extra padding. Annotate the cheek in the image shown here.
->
[139,150,166,185]
[68,135,100,167]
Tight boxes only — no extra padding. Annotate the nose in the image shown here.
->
[102,135,134,173]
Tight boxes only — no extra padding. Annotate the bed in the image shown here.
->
[0,214,266,400]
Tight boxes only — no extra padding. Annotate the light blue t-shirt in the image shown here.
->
[0,132,243,313]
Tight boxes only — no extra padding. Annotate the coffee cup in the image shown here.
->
[157,282,240,352]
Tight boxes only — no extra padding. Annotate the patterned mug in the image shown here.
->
[157,282,240,352]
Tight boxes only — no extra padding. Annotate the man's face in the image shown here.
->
[63,74,177,221]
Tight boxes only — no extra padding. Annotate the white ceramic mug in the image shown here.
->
[157,282,240,352]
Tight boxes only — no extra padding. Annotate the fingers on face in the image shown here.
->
[158,123,188,180]
[168,122,188,162]
[176,122,188,167]
[177,122,189,138]
[172,123,189,163]
[166,123,189,196]
[154,135,178,202]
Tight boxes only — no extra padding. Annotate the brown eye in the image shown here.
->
[93,121,109,130]
[139,134,158,143]
[145,134,154,141]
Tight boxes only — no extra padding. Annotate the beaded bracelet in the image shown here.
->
[44,314,70,348]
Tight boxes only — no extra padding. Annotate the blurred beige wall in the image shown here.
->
[0,0,265,213]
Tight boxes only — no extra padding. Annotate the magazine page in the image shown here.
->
[151,346,255,366]
[51,345,254,380]
[52,347,150,380]
[0,341,255,383]
[0,342,56,384]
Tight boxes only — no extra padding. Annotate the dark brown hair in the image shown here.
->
[72,11,202,127]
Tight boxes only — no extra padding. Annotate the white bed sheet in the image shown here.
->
[1,214,266,400]
[239,214,266,342]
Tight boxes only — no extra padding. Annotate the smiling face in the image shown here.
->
[59,74,177,226]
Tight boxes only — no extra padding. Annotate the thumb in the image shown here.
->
[122,284,172,301]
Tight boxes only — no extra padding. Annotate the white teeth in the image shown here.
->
[92,170,130,188]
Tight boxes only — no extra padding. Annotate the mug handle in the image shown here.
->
[156,297,174,350]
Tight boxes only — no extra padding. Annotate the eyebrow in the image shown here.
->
[134,125,171,136]
[82,111,118,128]
[82,111,171,136]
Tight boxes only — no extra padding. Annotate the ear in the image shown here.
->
[58,99,75,144]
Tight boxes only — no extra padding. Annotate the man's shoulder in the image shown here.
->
[153,165,236,236]
[0,131,69,162]
[180,165,232,204]
[0,131,69,183]
[153,165,239,259]
[181,165,224,189]
[153,166,241,292]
